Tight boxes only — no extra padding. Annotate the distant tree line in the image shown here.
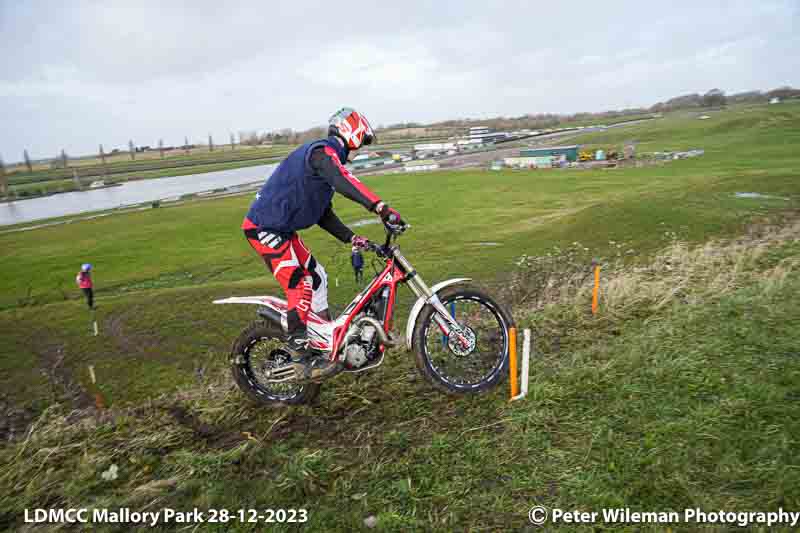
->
[409,85,800,134]
[4,85,798,182]
[649,86,799,112]
[237,126,327,146]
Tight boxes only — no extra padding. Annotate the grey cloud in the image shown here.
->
[1,0,798,160]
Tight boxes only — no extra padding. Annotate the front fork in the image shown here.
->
[394,248,462,337]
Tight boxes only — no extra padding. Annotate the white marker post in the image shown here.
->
[510,328,531,402]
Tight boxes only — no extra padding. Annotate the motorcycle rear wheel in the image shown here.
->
[230,321,321,405]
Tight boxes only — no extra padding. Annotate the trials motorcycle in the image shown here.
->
[214,218,514,405]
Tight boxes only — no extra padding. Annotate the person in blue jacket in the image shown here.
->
[351,245,365,284]
[242,108,404,380]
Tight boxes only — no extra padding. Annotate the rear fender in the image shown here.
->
[405,278,471,350]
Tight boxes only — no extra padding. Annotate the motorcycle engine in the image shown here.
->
[344,343,368,368]
[343,321,379,369]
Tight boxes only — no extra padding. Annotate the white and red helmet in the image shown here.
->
[328,107,376,150]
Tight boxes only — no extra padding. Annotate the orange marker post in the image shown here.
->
[509,327,518,399]
[591,262,601,315]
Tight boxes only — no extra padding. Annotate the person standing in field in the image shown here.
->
[351,245,364,283]
[76,263,94,309]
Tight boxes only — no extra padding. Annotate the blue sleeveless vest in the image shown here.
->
[246,136,349,234]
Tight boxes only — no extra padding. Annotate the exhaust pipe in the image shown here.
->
[354,316,399,346]
[257,306,287,332]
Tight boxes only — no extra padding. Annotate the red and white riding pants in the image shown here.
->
[242,218,328,333]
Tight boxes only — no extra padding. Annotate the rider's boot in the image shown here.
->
[285,330,339,382]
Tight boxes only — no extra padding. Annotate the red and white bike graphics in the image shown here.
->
[216,220,515,405]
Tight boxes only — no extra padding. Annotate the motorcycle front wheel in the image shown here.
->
[412,286,514,395]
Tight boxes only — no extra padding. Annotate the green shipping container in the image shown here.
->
[520,145,579,162]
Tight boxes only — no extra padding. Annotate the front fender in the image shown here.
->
[405,278,471,350]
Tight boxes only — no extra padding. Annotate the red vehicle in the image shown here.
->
[215,220,514,405]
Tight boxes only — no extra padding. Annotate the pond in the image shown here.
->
[0,163,276,226]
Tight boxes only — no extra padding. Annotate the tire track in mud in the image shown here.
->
[1,323,94,441]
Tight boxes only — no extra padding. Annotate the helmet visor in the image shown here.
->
[360,114,375,146]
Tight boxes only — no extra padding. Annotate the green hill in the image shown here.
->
[1,102,799,531]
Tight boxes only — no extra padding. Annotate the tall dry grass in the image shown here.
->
[507,216,800,353]
[597,218,800,314]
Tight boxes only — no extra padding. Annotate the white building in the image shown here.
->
[413,142,456,152]
[468,127,489,140]
[467,126,510,143]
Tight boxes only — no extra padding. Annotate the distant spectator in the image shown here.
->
[76,263,94,309]
[351,246,364,284]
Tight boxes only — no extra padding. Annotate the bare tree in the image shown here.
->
[129,140,136,161]
[184,136,190,155]
[278,128,293,144]
[61,149,69,168]
[766,86,800,100]
[0,153,7,196]
[72,168,82,190]
[159,138,165,158]
[208,134,214,152]
[230,132,236,151]
[239,130,260,146]
[702,88,727,107]
[297,126,327,143]
[24,149,32,172]
[99,144,108,178]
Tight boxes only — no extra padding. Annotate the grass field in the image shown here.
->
[1,102,799,530]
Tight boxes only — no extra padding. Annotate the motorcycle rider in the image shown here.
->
[242,107,403,381]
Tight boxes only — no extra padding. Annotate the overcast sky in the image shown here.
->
[1,0,798,160]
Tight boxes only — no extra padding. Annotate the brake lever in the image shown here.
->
[367,242,385,257]
[383,220,410,235]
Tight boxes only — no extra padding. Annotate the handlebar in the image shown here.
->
[365,242,383,254]
[384,218,408,236]
[359,217,411,258]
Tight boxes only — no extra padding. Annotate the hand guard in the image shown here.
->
[374,201,404,226]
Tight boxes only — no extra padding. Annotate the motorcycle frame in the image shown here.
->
[319,254,406,360]
[215,229,467,362]
[317,241,464,360]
